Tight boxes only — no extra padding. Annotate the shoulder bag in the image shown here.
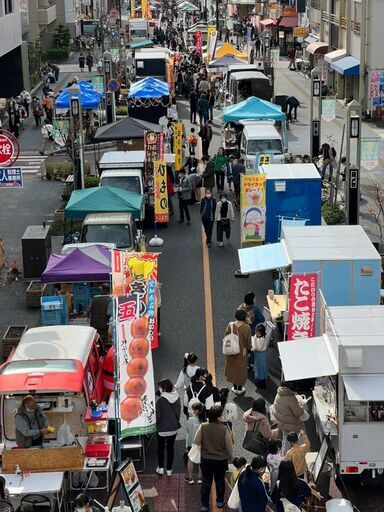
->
[242,419,268,455]
[222,322,240,356]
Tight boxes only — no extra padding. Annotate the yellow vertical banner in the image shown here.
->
[207,24,216,61]
[174,122,183,171]
[142,0,148,18]
[240,174,266,243]
[131,0,135,18]
[154,160,169,223]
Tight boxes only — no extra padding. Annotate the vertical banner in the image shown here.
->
[361,138,380,170]
[207,29,218,61]
[270,48,280,64]
[141,0,148,18]
[167,55,175,93]
[246,26,252,57]
[131,0,135,18]
[240,174,266,243]
[195,31,202,55]
[112,250,159,349]
[154,160,169,223]
[144,131,164,172]
[173,122,183,171]
[287,273,318,341]
[322,98,336,121]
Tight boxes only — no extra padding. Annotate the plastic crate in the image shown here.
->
[73,283,91,313]
[41,296,67,326]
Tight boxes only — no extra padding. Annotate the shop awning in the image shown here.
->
[343,375,384,401]
[129,39,154,49]
[303,34,318,46]
[260,18,277,26]
[324,48,347,63]
[278,337,338,381]
[330,56,360,76]
[279,16,298,28]
[306,41,328,55]
[238,242,291,274]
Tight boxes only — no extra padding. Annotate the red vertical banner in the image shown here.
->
[287,273,317,341]
[195,31,202,55]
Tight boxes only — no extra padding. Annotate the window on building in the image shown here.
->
[4,0,12,14]
[354,1,361,21]
[311,0,321,9]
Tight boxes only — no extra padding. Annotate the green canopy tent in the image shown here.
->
[65,187,145,221]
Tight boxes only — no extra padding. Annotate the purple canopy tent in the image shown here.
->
[42,245,111,283]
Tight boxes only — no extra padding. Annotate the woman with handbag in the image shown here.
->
[224,309,252,395]
[156,379,181,476]
[237,455,270,512]
[270,460,312,512]
[194,405,233,512]
[243,398,278,455]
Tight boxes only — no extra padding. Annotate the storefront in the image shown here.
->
[305,41,328,77]
[324,49,347,97]
[277,15,298,56]
[330,56,360,103]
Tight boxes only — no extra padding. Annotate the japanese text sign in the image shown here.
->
[0,130,19,166]
[240,174,266,243]
[361,138,380,170]
[287,273,317,341]
[112,251,159,350]
[293,27,309,38]
[173,123,183,171]
[195,31,202,55]
[154,160,169,223]
[144,131,164,173]
[0,167,22,187]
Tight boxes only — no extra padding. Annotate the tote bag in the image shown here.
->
[242,419,267,455]
[188,443,201,464]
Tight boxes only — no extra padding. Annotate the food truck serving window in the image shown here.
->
[343,375,384,401]
[0,359,78,375]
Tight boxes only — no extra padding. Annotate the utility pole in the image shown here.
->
[345,100,361,225]
[310,67,321,161]
[69,85,85,190]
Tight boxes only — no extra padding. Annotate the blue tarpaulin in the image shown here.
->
[330,56,360,76]
[223,96,286,122]
[128,76,170,98]
[55,80,103,109]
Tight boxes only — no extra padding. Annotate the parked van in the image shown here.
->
[100,169,144,196]
[229,71,272,103]
[0,326,105,447]
[79,213,139,250]
[240,121,287,170]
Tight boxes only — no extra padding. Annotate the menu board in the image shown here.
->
[107,459,149,512]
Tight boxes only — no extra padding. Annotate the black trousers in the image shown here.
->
[190,108,197,123]
[202,138,210,157]
[157,433,177,470]
[202,218,214,243]
[215,171,225,191]
[178,197,190,221]
[217,219,231,242]
[288,105,298,120]
[200,458,228,507]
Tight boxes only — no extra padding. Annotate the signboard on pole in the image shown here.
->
[91,75,104,94]
[195,31,202,55]
[153,160,169,223]
[287,273,317,341]
[0,129,20,167]
[0,167,23,187]
[240,174,266,243]
[361,138,380,169]
[173,122,183,171]
[322,98,336,121]
[293,27,309,38]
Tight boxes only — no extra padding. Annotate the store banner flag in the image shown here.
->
[361,138,380,170]
[208,29,218,60]
[246,26,252,56]
[141,0,148,18]
[130,0,135,17]
[240,174,266,243]
[270,48,280,64]
[115,297,156,438]
[91,75,104,94]
[322,98,336,121]
[112,250,159,350]
[145,131,164,173]
[287,273,317,341]
[174,122,183,171]
[195,31,202,55]
[154,160,169,223]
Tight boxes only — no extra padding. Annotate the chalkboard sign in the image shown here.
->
[107,459,149,512]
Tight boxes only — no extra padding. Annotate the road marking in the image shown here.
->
[202,226,216,380]
[15,155,48,175]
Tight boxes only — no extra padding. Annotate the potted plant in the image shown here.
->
[26,282,51,308]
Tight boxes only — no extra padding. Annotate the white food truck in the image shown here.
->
[278,302,384,484]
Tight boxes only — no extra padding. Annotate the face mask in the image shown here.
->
[206,194,212,199]
[221,198,227,203]
[76,508,87,512]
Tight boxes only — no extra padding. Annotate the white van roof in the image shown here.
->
[243,124,281,139]
[230,71,269,81]
[136,53,168,60]
[84,212,134,224]
[100,151,145,165]
[11,326,97,367]
[100,169,142,178]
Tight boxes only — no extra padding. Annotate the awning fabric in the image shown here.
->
[306,41,328,55]
[260,18,277,26]
[55,81,102,109]
[330,56,360,76]
[279,16,298,28]
[343,375,384,401]
[223,96,285,122]
[324,48,347,63]
[303,34,318,46]
[278,337,338,381]
[128,76,170,98]
[129,39,154,49]
[238,242,291,274]
[214,42,247,59]
[93,116,159,142]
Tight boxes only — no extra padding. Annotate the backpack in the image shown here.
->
[222,322,240,356]
[187,384,206,413]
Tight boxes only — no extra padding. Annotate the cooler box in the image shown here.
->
[85,443,111,458]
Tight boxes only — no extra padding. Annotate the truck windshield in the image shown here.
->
[101,176,141,194]
[130,29,147,37]
[247,139,283,155]
[81,224,132,249]
[0,359,77,375]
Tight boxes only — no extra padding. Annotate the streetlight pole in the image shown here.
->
[119,29,127,86]
[69,84,85,190]
[345,99,361,225]
[103,50,114,125]
[310,67,321,161]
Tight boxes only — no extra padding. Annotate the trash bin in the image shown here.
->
[326,499,353,512]
[309,461,333,499]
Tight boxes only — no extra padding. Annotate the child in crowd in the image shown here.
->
[219,387,238,429]
[267,439,284,491]
[251,323,269,389]
[185,402,204,484]
[187,127,198,156]
[286,430,310,478]
[175,352,199,390]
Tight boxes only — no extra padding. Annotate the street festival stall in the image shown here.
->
[222,96,287,157]
[93,116,159,151]
[128,76,170,124]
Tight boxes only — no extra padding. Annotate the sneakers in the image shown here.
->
[156,467,164,475]
[218,242,223,247]
[231,386,239,395]
[187,220,191,225]
[197,479,202,484]
[177,220,184,224]
[185,477,194,484]
[166,469,173,476]
[216,501,226,508]
[237,387,246,395]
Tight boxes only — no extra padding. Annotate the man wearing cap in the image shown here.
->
[15,395,49,448]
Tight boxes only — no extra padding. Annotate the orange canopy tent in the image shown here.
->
[213,42,247,60]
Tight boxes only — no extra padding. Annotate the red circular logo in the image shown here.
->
[0,130,20,166]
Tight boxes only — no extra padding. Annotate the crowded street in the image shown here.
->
[1,1,384,512]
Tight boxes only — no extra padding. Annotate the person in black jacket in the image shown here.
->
[156,379,181,476]
[200,189,217,247]
[189,89,198,123]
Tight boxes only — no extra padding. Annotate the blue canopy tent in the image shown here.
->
[223,96,286,122]
[129,39,154,49]
[55,80,103,109]
[128,76,170,98]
